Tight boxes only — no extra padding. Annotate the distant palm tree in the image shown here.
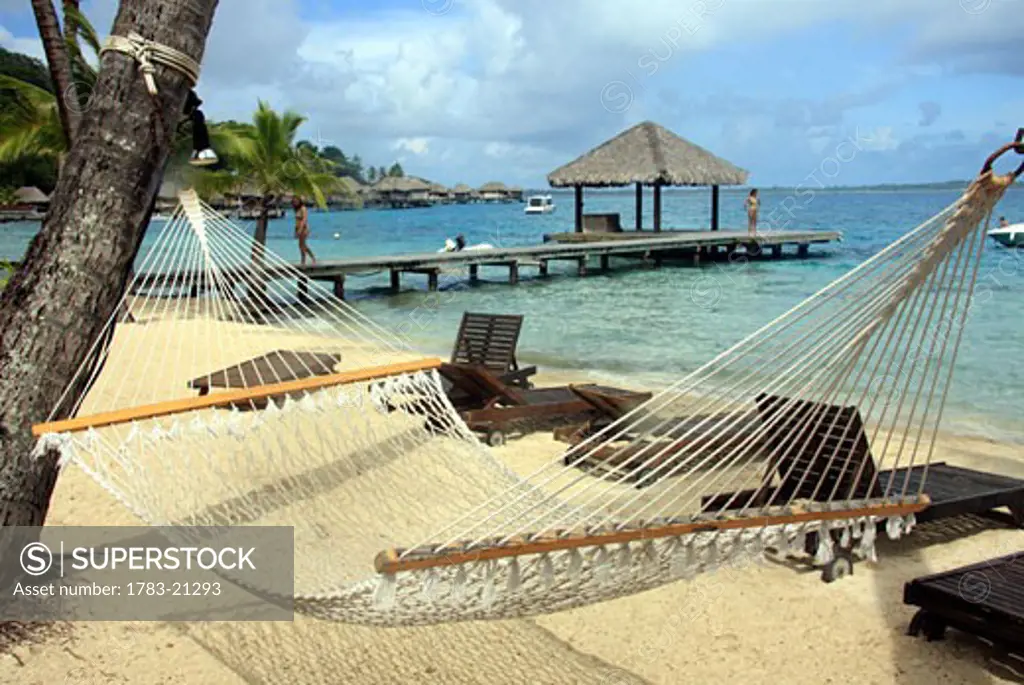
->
[211,101,344,251]
[0,6,100,171]
[0,75,67,170]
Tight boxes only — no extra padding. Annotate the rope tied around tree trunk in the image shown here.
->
[100,32,201,95]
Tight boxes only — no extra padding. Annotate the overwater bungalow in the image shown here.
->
[15,186,50,208]
[328,177,364,210]
[507,185,524,203]
[0,186,50,222]
[374,176,432,209]
[226,183,285,219]
[452,183,474,204]
[428,182,452,205]
[478,181,511,203]
[546,120,748,236]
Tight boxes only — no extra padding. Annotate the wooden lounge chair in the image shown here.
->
[188,349,341,407]
[701,393,1024,581]
[559,387,761,487]
[905,551,1024,656]
[554,384,653,446]
[440,363,648,446]
[449,312,536,389]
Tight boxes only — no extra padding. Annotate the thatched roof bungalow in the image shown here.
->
[329,176,364,208]
[428,182,451,204]
[478,181,509,202]
[375,175,431,208]
[452,183,473,203]
[15,186,50,206]
[507,185,524,202]
[547,120,748,232]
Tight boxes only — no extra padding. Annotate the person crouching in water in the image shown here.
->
[292,196,316,266]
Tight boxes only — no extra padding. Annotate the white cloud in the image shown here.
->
[0,24,43,59]
[392,138,431,155]
[1,0,1022,185]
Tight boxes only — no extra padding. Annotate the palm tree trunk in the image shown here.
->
[248,196,270,303]
[63,0,80,46]
[30,0,80,144]
[0,0,219,536]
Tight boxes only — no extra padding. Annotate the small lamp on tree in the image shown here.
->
[184,90,217,166]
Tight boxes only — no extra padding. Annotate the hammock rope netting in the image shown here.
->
[30,150,1020,627]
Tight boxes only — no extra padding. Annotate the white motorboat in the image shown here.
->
[524,195,555,215]
[989,223,1024,248]
[438,237,495,253]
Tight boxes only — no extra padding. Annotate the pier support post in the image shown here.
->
[772,245,782,259]
[538,260,549,277]
[798,243,809,259]
[711,185,720,231]
[635,183,643,231]
[574,185,584,233]
[469,264,479,282]
[577,257,588,276]
[390,269,400,293]
[427,270,439,292]
[509,262,519,285]
[692,249,701,267]
[653,181,662,232]
[332,276,345,301]
[600,254,610,272]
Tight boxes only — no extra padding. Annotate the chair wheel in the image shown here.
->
[821,549,854,583]
[486,430,506,447]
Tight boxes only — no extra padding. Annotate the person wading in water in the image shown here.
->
[293,196,316,266]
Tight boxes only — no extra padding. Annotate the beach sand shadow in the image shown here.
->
[177,617,652,685]
[877,515,1021,685]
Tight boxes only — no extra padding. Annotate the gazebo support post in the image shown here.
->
[711,185,720,231]
[574,185,584,233]
[653,181,662,232]
[635,182,643,231]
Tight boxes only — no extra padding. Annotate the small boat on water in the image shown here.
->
[438,236,495,253]
[524,195,555,215]
[989,223,1024,248]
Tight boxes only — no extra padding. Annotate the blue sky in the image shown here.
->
[1,0,1022,187]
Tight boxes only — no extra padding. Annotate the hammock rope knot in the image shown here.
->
[100,32,201,95]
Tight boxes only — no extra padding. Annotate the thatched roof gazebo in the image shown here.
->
[547,121,748,232]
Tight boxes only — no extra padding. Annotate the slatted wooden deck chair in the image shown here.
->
[554,384,653,446]
[559,388,758,487]
[701,393,1024,581]
[449,312,537,390]
[188,349,341,408]
[436,363,648,447]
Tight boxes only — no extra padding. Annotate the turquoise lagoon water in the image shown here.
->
[3,186,1024,444]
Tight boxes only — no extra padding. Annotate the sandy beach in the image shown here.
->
[3,313,1023,685]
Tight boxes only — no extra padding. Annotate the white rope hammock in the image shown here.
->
[29,152,1019,626]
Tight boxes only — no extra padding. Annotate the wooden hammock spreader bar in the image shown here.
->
[31,357,443,436]
[374,495,930,575]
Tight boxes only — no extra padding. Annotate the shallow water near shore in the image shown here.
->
[3,185,1024,445]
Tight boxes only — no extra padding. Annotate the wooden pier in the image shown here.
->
[294,229,840,300]
[124,229,840,301]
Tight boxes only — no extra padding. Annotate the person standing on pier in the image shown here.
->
[745,189,759,236]
[293,196,317,266]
